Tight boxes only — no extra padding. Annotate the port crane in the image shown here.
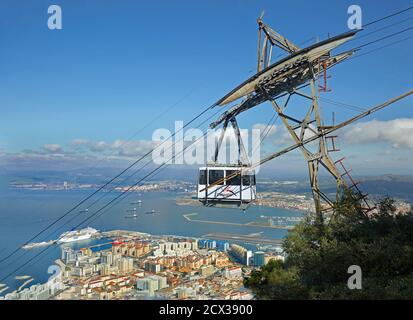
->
[198,13,413,221]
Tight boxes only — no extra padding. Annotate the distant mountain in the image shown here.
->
[359,174,413,183]
[356,175,413,202]
[3,168,412,203]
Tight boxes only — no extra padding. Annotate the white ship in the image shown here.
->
[22,240,55,250]
[57,227,98,244]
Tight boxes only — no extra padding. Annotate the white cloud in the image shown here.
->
[111,139,158,157]
[258,118,413,152]
[89,141,108,152]
[343,118,413,148]
[70,139,109,153]
[71,138,159,157]
[0,137,163,170]
[42,144,63,154]
[252,123,279,137]
[252,122,318,147]
[72,138,162,157]
[71,138,89,146]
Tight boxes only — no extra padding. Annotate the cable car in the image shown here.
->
[197,114,256,209]
[197,164,256,208]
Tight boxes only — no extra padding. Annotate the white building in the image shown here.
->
[118,257,134,274]
[224,266,242,279]
[101,251,113,265]
[137,278,159,296]
[148,275,168,290]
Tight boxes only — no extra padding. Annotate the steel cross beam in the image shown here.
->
[257,16,300,72]
[254,88,413,217]
[264,76,346,217]
[213,116,249,165]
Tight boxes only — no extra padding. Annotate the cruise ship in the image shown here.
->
[57,227,98,243]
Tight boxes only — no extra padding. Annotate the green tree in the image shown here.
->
[244,192,413,299]
[244,259,308,299]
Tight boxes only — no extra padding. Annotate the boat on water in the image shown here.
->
[146,209,155,214]
[57,227,98,244]
[124,213,138,219]
[0,286,8,294]
[22,240,55,250]
[18,278,34,292]
[15,275,31,280]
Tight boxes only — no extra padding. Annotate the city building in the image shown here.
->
[230,244,252,266]
[101,251,113,265]
[137,277,159,296]
[253,251,266,267]
[118,257,134,274]
[61,247,77,264]
[200,265,215,277]
[214,255,230,267]
[112,241,150,258]
[176,287,189,299]
[5,283,51,300]
[148,275,168,290]
[144,260,161,273]
[198,239,217,249]
[216,241,230,251]
[265,254,285,264]
[112,253,122,266]
[224,266,242,279]
[4,231,254,301]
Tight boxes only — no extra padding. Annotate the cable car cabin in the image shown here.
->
[197,166,256,208]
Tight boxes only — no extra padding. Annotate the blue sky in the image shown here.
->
[0,0,412,175]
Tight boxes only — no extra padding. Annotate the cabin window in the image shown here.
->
[199,170,207,185]
[209,170,224,185]
[242,175,251,186]
[226,170,241,185]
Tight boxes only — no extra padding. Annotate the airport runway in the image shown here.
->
[202,232,283,245]
[183,213,292,230]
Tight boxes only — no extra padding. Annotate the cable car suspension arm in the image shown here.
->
[200,89,413,193]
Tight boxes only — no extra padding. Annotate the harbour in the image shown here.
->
[0,190,300,292]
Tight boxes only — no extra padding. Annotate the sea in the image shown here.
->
[0,187,303,293]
